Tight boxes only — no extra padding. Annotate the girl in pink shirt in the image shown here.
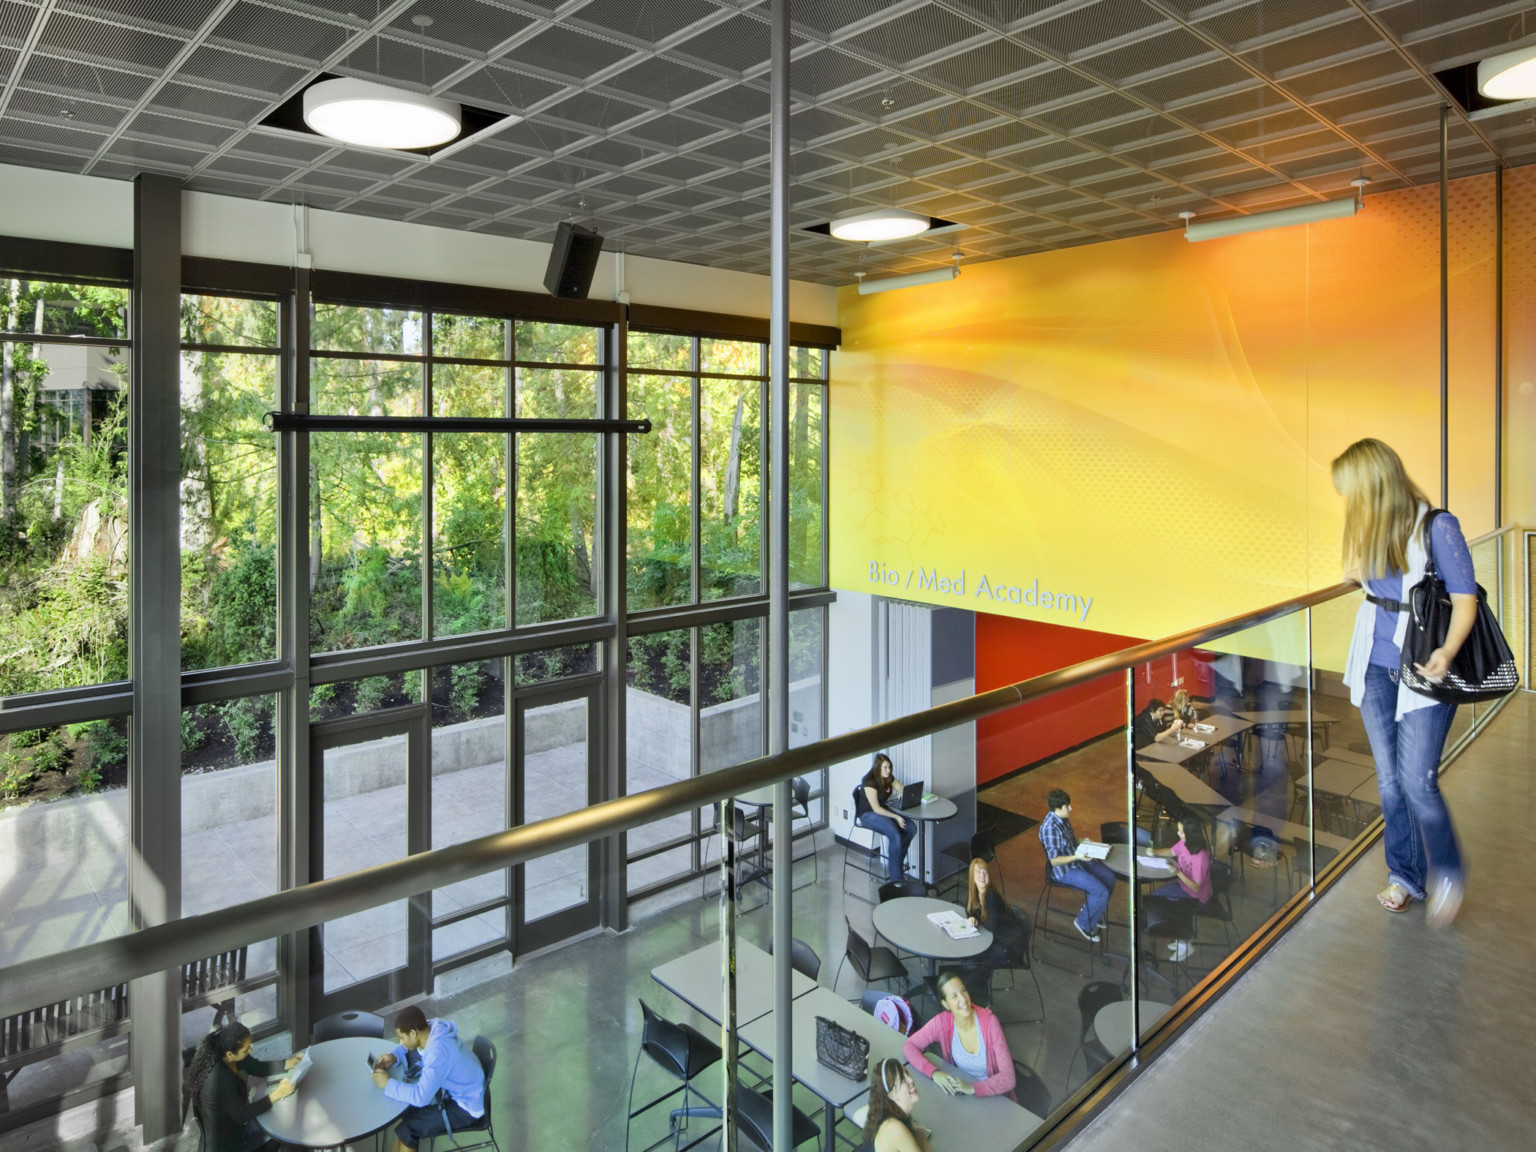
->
[1149,820,1212,961]
[901,972,1016,1101]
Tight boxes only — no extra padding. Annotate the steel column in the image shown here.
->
[277,265,315,1044]
[769,0,794,1147]
[128,172,184,1142]
[1495,166,1503,529]
[1439,103,1449,509]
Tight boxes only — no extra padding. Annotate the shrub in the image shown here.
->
[32,732,71,774]
[449,664,481,719]
[1,750,36,799]
[310,682,337,720]
[355,675,391,713]
[217,697,270,761]
[182,706,207,753]
[11,727,47,748]
[83,720,127,784]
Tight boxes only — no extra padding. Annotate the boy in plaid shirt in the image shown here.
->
[1038,789,1116,941]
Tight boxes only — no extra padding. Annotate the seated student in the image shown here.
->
[1170,688,1199,724]
[854,752,917,883]
[370,1005,486,1152]
[1037,788,1117,942]
[965,858,1029,970]
[1146,818,1213,962]
[902,971,1016,1101]
[864,1057,934,1152]
[186,1021,301,1152]
[1132,698,1183,750]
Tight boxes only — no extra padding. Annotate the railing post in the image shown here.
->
[1306,609,1315,889]
[1126,668,1139,1048]
[720,799,738,1151]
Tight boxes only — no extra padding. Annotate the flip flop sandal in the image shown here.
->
[1376,884,1410,912]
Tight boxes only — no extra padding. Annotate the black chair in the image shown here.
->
[767,937,821,982]
[738,1084,822,1152]
[1193,860,1238,950]
[842,789,885,902]
[1290,837,1340,888]
[1140,898,1195,990]
[989,902,1044,1025]
[311,1010,385,1043]
[626,1000,722,1152]
[701,804,766,904]
[421,1035,500,1152]
[834,916,907,997]
[1064,981,1124,1096]
[789,778,820,888]
[1011,1058,1053,1118]
[1099,821,1150,848]
[877,877,933,903]
[1032,880,1096,975]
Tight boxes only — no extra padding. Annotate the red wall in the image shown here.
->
[975,614,1215,784]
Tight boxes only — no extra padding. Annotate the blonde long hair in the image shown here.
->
[1331,438,1431,579]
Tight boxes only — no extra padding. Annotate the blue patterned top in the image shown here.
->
[1038,811,1078,881]
[1365,511,1476,668]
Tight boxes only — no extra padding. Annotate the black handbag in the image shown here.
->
[814,1015,870,1080]
[1399,511,1519,703]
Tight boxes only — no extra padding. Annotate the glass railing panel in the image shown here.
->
[1130,608,1311,1040]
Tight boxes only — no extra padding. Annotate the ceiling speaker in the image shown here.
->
[543,221,604,299]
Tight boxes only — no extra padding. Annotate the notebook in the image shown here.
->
[926,909,980,939]
[1076,840,1110,860]
[888,781,925,810]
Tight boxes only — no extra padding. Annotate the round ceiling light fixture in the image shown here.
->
[829,207,932,242]
[1477,45,1536,100]
[303,77,462,149]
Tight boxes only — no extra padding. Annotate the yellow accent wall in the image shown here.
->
[831,169,1533,669]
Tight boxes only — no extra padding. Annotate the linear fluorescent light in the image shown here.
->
[856,266,959,294]
[831,207,932,242]
[1478,45,1536,99]
[1182,196,1359,242]
[303,78,462,149]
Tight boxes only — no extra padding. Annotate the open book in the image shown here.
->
[1177,737,1207,749]
[1075,840,1110,860]
[926,909,980,939]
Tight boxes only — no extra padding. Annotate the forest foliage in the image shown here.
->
[1,284,825,800]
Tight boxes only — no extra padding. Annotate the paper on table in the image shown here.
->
[926,909,980,939]
[1191,723,1216,734]
[286,1049,314,1087]
[1177,737,1207,749]
[1137,855,1173,871]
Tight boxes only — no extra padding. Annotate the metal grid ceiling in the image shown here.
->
[1,0,1532,285]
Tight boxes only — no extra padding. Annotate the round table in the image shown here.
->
[1103,843,1176,883]
[871,896,992,974]
[899,797,957,882]
[1093,999,1170,1048]
[256,1035,408,1148]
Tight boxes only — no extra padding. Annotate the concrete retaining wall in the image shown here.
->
[0,680,822,870]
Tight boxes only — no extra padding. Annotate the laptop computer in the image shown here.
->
[888,781,924,810]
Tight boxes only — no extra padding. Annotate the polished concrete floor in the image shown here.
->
[1063,691,1536,1152]
[14,692,1521,1152]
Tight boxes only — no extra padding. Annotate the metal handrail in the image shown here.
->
[0,578,1360,1016]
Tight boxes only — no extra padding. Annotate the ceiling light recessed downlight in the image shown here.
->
[1477,45,1536,99]
[829,207,931,242]
[303,78,462,149]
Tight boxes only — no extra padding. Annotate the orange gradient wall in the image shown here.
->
[831,168,1536,667]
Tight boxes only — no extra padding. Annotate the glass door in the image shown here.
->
[515,685,600,952]
[309,711,430,1017]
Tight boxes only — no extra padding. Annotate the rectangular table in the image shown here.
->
[738,986,1044,1152]
[1317,746,1375,768]
[1311,759,1374,801]
[1214,806,1354,854]
[651,940,816,1028]
[1136,759,1231,808]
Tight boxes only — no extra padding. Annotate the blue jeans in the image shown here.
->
[857,812,917,881]
[1053,860,1117,932]
[1358,664,1463,900]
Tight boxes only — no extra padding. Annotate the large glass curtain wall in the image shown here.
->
[0,249,831,1130]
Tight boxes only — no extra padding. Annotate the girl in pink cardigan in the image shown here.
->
[901,971,1016,1101]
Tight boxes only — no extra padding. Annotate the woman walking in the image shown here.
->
[1333,438,1475,927]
